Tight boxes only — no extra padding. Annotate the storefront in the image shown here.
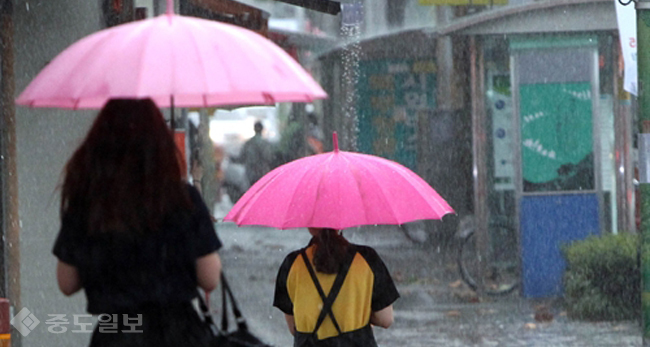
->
[318,0,629,297]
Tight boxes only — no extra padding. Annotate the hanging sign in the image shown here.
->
[418,0,507,5]
[615,0,638,95]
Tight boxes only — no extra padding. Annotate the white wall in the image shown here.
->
[14,1,102,345]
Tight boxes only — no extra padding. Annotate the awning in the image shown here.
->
[183,0,270,35]
[271,0,341,15]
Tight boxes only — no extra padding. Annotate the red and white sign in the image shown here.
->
[615,0,638,96]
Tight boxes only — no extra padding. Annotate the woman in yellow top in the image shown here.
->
[274,228,399,347]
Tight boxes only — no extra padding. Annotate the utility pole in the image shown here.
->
[0,0,9,300]
[636,0,650,344]
[0,1,21,347]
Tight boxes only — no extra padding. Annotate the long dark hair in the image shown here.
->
[312,229,350,274]
[60,98,189,234]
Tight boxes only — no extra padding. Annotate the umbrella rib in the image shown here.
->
[306,154,333,228]
[349,155,401,225]
[167,18,178,101]
[281,154,333,229]
[227,30,271,97]
[184,19,211,106]
[385,158,454,214]
[207,25,242,105]
[234,158,311,229]
[133,19,156,99]
[225,27,282,102]
[67,31,121,103]
[234,168,284,219]
[369,154,453,216]
[220,24,270,104]
[337,154,369,226]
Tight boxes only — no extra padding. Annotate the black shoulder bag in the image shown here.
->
[295,247,360,347]
[199,273,273,347]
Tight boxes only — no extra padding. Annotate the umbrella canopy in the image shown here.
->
[224,133,454,230]
[16,0,326,109]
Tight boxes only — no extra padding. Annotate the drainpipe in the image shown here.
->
[635,0,650,343]
[469,35,488,297]
[0,1,21,346]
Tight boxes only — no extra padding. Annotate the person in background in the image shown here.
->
[53,99,221,347]
[273,227,399,346]
[239,121,273,185]
[275,113,305,166]
[306,112,324,155]
[190,154,205,195]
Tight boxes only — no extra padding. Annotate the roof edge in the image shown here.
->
[432,0,612,36]
[318,0,613,60]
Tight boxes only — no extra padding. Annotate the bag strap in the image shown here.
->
[300,246,356,338]
[198,272,249,333]
[197,287,217,334]
[221,272,249,332]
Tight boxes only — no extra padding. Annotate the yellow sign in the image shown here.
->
[419,0,507,5]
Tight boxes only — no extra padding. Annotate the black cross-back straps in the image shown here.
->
[300,246,356,339]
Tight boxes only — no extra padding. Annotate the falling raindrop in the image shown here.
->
[340,1,363,151]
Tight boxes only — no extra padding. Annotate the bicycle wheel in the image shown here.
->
[457,224,519,295]
[399,222,429,244]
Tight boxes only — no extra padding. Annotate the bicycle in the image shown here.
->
[399,221,430,244]
[457,220,520,295]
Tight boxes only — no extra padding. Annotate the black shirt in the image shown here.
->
[53,184,221,314]
[273,242,399,341]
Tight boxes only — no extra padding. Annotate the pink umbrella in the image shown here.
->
[224,133,454,230]
[16,0,326,109]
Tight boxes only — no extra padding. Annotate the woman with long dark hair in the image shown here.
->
[273,228,399,346]
[53,99,221,346]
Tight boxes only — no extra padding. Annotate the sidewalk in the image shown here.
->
[212,205,643,346]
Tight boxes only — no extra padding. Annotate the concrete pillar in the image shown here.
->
[13,1,102,345]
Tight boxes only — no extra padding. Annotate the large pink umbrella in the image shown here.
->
[16,0,326,109]
[224,133,454,230]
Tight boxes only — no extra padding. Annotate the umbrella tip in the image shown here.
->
[333,132,339,152]
[166,0,174,15]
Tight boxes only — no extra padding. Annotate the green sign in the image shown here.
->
[357,60,437,170]
[519,82,593,190]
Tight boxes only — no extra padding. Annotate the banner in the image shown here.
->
[615,0,638,95]
[357,59,437,171]
[519,82,593,191]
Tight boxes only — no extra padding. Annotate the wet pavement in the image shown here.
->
[211,219,643,347]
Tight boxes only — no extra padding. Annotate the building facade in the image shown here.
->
[317,0,629,298]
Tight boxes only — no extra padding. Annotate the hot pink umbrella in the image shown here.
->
[224,133,454,230]
[16,0,326,109]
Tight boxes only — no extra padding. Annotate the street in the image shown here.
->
[211,221,642,346]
